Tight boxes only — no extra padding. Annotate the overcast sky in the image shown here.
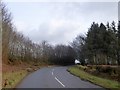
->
[3,0,118,45]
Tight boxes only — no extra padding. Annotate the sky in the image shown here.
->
[3,0,118,45]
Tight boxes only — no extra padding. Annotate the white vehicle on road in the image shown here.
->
[75,59,80,65]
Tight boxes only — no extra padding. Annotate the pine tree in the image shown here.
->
[117,21,120,65]
[86,22,100,64]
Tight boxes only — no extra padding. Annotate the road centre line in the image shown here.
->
[52,72,53,75]
[52,68,65,87]
[55,77,65,87]
[52,69,54,75]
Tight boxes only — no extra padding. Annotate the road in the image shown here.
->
[16,66,104,88]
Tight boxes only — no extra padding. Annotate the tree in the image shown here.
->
[86,22,100,64]
[54,44,75,65]
[78,22,118,65]
[117,21,120,65]
[1,3,13,63]
[71,34,86,65]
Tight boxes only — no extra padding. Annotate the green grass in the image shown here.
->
[2,64,46,88]
[68,65,120,89]
[2,70,28,88]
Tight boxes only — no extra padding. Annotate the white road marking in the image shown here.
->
[52,72,53,75]
[55,77,65,87]
[52,69,54,75]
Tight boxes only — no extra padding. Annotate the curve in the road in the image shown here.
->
[16,66,105,89]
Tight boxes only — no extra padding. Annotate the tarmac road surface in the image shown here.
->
[16,66,105,89]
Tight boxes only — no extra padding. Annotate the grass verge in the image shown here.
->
[2,70,28,88]
[68,65,120,90]
[2,64,53,88]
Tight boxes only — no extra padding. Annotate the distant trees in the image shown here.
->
[54,45,75,65]
[71,35,86,65]
[1,2,119,66]
[8,30,36,64]
[1,2,75,65]
[72,21,119,65]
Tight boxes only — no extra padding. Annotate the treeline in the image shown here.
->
[71,22,120,65]
[1,3,120,66]
[1,3,75,65]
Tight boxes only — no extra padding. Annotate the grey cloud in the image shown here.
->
[24,21,79,45]
[10,2,118,45]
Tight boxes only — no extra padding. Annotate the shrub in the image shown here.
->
[96,66,118,75]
